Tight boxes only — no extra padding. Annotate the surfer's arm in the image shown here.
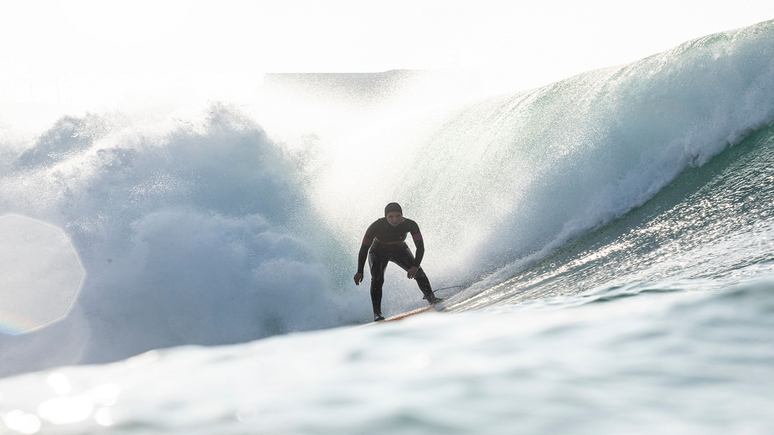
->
[354,236,371,285]
[357,238,371,274]
[409,221,425,267]
[406,237,423,280]
[412,237,424,267]
[357,221,379,275]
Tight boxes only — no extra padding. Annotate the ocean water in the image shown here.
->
[1,19,774,434]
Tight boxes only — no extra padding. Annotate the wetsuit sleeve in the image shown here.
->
[357,221,377,274]
[357,244,369,274]
[409,221,424,268]
[413,238,425,268]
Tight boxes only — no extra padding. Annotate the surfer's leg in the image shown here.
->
[368,249,390,318]
[413,268,437,302]
[393,245,437,302]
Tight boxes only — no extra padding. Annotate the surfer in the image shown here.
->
[354,202,442,321]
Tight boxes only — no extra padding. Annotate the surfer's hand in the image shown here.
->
[354,273,364,285]
[407,267,418,279]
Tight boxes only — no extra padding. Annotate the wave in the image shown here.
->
[397,19,774,285]
[2,20,774,377]
[448,120,774,312]
[0,104,361,375]
[2,268,773,434]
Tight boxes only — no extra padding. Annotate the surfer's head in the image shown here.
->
[384,202,402,216]
[384,202,403,226]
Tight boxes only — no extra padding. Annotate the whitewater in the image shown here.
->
[1,19,774,434]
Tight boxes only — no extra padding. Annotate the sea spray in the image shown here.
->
[0,103,361,376]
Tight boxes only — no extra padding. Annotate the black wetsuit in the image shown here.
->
[357,218,435,316]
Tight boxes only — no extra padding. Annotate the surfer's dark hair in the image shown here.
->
[384,202,402,216]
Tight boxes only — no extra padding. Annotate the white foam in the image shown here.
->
[0,104,363,370]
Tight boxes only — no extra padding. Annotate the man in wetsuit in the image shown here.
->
[353,202,442,321]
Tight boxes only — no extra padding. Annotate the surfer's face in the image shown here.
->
[386,211,403,226]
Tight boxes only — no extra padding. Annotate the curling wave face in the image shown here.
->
[395,20,774,284]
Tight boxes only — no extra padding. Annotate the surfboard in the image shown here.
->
[359,286,465,326]
[380,302,441,322]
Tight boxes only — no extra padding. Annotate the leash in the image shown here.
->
[422,285,465,299]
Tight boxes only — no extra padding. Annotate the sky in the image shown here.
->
[0,0,773,110]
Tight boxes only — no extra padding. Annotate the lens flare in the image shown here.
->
[0,215,85,335]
